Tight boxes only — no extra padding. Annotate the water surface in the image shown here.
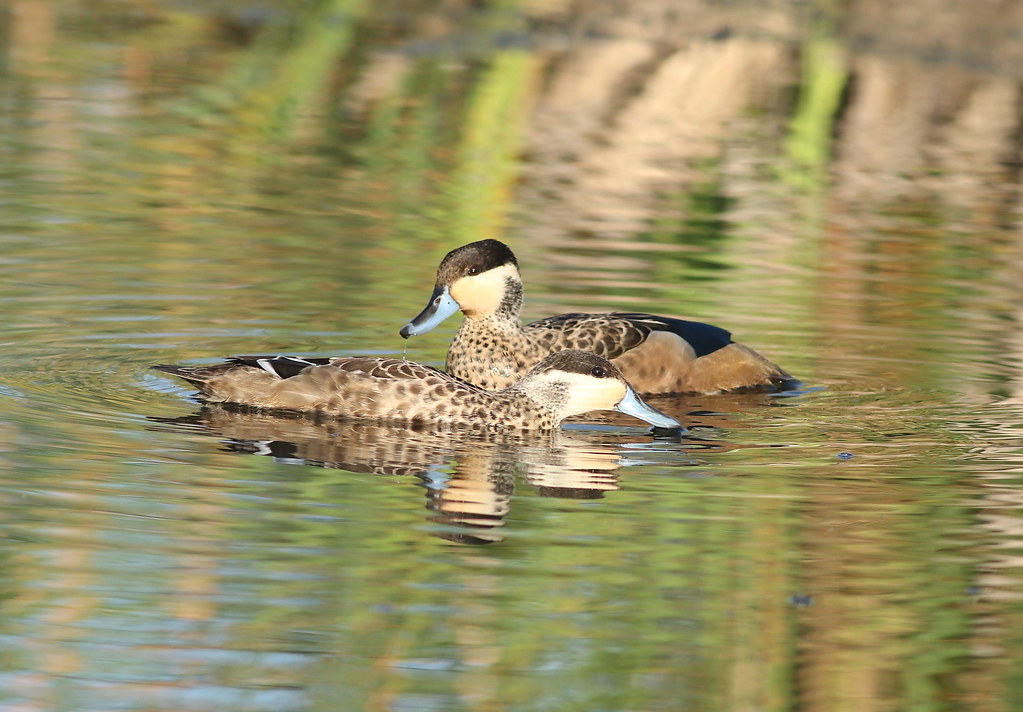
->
[2,2,1023,711]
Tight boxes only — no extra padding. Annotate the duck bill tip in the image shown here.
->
[399,285,460,338]
[614,386,682,430]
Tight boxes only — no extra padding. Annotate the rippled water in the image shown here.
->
[3,2,1023,711]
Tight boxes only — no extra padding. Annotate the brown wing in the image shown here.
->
[324,357,492,393]
[524,313,647,359]
[525,312,732,360]
[325,357,445,381]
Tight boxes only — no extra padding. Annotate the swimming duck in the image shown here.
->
[154,350,680,432]
[400,239,794,394]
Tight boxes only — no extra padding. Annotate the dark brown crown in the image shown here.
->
[436,240,518,283]
[528,350,625,380]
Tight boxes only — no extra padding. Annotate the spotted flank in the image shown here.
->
[400,239,795,394]
[153,350,682,433]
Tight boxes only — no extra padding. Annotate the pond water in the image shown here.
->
[3,1,1023,710]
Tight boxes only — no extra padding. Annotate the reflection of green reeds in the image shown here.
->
[351,49,535,252]
[448,50,535,241]
[353,61,450,244]
[785,36,848,189]
[783,29,848,359]
[192,0,364,145]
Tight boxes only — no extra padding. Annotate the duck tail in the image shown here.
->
[152,363,233,387]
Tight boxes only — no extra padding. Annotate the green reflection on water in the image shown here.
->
[189,0,365,144]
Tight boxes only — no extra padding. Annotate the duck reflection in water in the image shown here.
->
[153,406,690,545]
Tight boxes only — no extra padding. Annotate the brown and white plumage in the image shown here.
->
[400,239,795,394]
[154,350,681,432]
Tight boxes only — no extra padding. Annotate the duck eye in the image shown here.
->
[590,366,606,378]
[467,266,480,276]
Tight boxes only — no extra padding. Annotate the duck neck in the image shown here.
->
[446,276,537,390]
[505,376,569,420]
[458,309,528,352]
[490,275,523,325]
[494,380,563,430]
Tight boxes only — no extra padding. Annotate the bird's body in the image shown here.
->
[154,350,680,432]
[400,240,794,394]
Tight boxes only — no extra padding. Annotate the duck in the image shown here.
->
[399,239,794,394]
[153,350,681,432]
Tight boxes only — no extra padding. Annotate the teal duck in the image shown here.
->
[154,350,680,432]
[400,239,794,394]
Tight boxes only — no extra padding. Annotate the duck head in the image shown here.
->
[517,350,682,430]
[400,239,522,338]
